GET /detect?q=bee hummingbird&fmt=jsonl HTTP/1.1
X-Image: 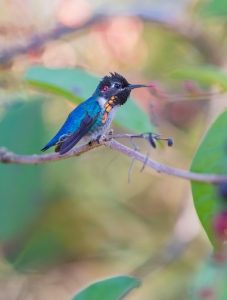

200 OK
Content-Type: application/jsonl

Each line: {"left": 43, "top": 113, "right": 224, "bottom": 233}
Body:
{"left": 41, "top": 72, "right": 147, "bottom": 155}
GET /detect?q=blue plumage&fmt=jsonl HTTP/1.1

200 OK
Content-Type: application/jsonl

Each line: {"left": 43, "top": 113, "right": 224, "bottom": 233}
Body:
{"left": 41, "top": 97, "right": 101, "bottom": 152}
{"left": 41, "top": 72, "right": 147, "bottom": 155}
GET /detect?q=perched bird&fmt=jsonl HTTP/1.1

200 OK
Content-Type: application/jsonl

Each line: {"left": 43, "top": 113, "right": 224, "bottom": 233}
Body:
{"left": 41, "top": 72, "right": 147, "bottom": 155}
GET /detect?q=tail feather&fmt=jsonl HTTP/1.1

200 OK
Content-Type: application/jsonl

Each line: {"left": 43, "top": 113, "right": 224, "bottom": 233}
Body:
{"left": 41, "top": 140, "right": 56, "bottom": 152}
{"left": 41, "top": 145, "right": 50, "bottom": 152}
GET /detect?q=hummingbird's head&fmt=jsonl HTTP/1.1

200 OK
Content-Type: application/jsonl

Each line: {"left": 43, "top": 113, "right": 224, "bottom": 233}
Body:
{"left": 96, "top": 72, "right": 147, "bottom": 105}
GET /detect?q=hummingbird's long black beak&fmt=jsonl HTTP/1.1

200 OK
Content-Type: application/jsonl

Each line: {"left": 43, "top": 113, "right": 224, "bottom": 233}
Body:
{"left": 128, "top": 84, "right": 147, "bottom": 90}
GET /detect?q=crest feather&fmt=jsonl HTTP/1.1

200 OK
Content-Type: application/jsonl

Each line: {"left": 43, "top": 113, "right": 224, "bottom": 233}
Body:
{"left": 100, "top": 72, "right": 129, "bottom": 88}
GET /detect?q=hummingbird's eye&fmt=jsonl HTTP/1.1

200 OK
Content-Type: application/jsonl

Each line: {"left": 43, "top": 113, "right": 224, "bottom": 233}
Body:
{"left": 102, "top": 85, "right": 109, "bottom": 92}
{"left": 114, "top": 82, "right": 121, "bottom": 89}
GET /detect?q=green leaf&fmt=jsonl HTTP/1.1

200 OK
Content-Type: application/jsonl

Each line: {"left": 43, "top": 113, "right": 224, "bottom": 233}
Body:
{"left": 25, "top": 66, "right": 154, "bottom": 133}
{"left": 72, "top": 276, "right": 140, "bottom": 300}
{"left": 191, "top": 111, "right": 227, "bottom": 246}
{"left": 0, "top": 99, "right": 66, "bottom": 270}
{"left": 0, "top": 100, "right": 46, "bottom": 240}
{"left": 8, "top": 229, "right": 65, "bottom": 270}
{"left": 172, "top": 66, "right": 227, "bottom": 90}
{"left": 199, "top": 0, "right": 227, "bottom": 17}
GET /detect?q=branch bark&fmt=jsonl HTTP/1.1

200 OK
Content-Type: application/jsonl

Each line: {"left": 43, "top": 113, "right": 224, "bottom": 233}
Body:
{"left": 0, "top": 139, "right": 227, "bottom": 184}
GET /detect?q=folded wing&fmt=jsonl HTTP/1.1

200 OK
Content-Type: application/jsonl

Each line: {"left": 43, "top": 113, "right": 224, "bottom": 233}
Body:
{"left": 57, "top": 111, "right": 99, "bottom": 155}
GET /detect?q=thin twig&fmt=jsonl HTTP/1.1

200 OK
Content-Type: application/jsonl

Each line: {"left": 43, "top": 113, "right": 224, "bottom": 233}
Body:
{"left": 110, "top": 133, "right": 173, "bottom": 148}
{"left": 0, "top": 137, "right": 227, "bottom": 184}
{"left": 140, "top": 151, "right": 150, "bottom": 173}
{"left": 0, "top": 141, "right": 100, "bottom": 164}
{"left": 127, "top": 136, "right": 140, "bottom": 183}
{"left": 128, "top": 157, "right": 136, "bottom": 184}
{"left": 107, "top": 139, "right": 227, "bottom": 183}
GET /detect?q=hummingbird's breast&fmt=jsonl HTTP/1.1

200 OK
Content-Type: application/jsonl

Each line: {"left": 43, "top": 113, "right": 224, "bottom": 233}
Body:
{"left": 98, "top": 95, "right": 119, "bottom": 124}
{"left": 88, "top": 96, "right": 119, "bottom": 139}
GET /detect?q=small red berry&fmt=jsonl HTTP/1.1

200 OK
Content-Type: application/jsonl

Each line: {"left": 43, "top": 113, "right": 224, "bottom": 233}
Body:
{"left": 213, "top": 211, "right": 227, "bottom": 241}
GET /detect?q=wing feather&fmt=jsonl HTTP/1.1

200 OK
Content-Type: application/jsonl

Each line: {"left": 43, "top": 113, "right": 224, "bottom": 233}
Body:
{"left": 57, "top": 112, "right": 99, "bottom": 155}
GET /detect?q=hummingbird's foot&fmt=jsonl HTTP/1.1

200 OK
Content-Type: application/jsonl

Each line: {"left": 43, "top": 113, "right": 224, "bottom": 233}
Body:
{"left": 88, "top": 140, "right": 94, "bottom": 146}
{"left": 108, "top": 129, "right": 114, "bottom": 136}
{"left": 96, "top": 134, "right": 107, "bottom": 144}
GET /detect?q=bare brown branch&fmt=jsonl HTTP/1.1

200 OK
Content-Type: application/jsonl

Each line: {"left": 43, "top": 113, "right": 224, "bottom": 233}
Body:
{"left": 0, "top": 138, "right": 227, "bottom": 184}
{"left": 0, "top": 9, "right": 223, "bottom": 66}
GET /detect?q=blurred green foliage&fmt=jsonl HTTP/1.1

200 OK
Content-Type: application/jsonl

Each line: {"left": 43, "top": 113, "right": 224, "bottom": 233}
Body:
{"left": 191, "top": 111, "right": 227, "bottom": 246}
{"left": 0, "top": 100, "right": 46, "bottom": 241}
{"left": 200, "top": 0, "right": 227, "bottom": 17}
{"left": 0, "top": 99, "right": 67, "bottom": 269}
{"left": 72, "top": 276, "right": 140, "bottom": 300}
{"left": 172, "top": 66, "right": 227, "bottom": 90}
